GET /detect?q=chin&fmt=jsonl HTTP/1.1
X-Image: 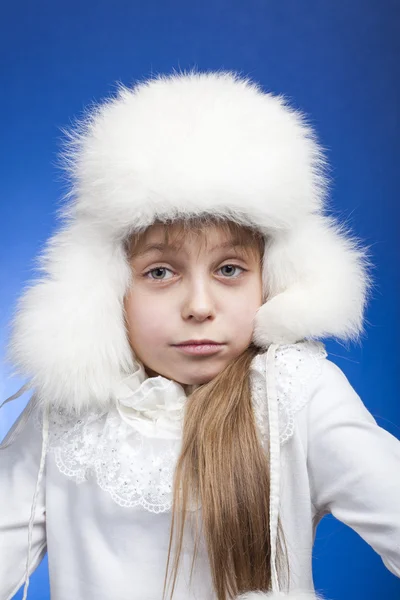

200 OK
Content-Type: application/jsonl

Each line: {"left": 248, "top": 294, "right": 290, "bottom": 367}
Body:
{"left": 181, "top": 366, "right": 224, "bottom": 387}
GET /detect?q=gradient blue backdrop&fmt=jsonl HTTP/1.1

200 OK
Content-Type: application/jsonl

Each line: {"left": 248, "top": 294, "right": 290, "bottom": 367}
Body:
{"left": 1, "top": 1, "right": 399, "bottom": 599}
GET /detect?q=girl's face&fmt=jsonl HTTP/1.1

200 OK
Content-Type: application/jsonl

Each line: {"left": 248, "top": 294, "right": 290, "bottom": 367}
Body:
{"left": 124, "top": 223, "right": 263, "bottom": 390}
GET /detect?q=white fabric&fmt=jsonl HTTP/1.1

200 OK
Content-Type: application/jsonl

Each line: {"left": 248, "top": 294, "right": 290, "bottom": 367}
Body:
{"left": 1, "top": 341, "right": 399, "bottom": 599}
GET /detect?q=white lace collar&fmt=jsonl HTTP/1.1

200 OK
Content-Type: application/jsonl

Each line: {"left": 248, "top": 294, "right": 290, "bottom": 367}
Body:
{"left": 33, "top": 341, "right": 327, "bottom": 512}
{"left": 112, "top": 362, "right": 187, "bottom": 440}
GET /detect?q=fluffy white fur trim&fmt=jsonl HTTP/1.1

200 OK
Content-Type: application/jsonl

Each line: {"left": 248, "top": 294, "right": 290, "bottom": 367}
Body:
{"left": 253, "top": 213, "right": 372, "bottom": 346}
{"left": 7, "top": 221, "right": 135, "bottom": 412}
{"left": 5, "top": 70, "right": 372, "bottom": 412}
{"left": 60, "top": 70, "right": 327, "bottom": 236}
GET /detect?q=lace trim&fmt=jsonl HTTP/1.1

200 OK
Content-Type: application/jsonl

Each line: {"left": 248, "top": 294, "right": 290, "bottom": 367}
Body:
{"left": 277, "top": 340, "right": 326, "bottom": 444}
{"left": 34, "top": 341, "right": 327, "bottom": 511}
{"left": 34, "top": 406, "right": 181, "bottom": 513}
{"left": 250, "top": 340, "right": 327, "bottom": 445}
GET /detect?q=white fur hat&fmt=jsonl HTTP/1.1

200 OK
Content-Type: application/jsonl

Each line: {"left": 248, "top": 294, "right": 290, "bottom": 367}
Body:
{"left": 6, "top": 70, "right": 371, "bottom": 412}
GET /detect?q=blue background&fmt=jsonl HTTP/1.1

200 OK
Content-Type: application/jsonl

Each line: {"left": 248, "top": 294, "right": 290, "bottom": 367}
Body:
{"left": 1, "top": 1, "right": 399, "bottom": 599}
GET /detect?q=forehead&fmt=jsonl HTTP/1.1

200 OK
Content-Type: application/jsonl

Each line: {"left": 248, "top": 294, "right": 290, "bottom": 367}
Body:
{"left": 133, "top": 222, "right": 256, "bottom": 258}
{"left": 144, "top": 222, "right": 235, "bottom": 245}
{"left": 126, "top": 219, "right": 266, "bottom": 265}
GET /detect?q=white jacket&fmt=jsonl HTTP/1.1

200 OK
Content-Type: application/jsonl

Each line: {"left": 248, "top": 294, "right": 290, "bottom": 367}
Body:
{"left": 1, "top": 341, "right": 399, "bottom": 600}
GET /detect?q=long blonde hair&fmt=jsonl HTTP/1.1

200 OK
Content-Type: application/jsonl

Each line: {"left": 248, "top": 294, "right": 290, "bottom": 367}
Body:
{"left": 124, "top": 217, "right": 289, "bottom": 600}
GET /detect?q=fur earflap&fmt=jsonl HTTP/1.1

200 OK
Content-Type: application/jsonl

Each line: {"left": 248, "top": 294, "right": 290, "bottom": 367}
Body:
{"left": 253, "top": 213, "right": 372, "bottom": 346}
{"left": 5, "top": 70, "right": 372, "bottom": 412}
{"left": 6, "top": 220, "right": 135, "bottom": 413}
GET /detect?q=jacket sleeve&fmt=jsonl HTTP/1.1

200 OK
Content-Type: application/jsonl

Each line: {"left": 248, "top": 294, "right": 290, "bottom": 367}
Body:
{"left": 0, "top": 397, "right": 47, "bottom": 600}
{"left": 306, "top": 358, "right": 400, "bottom": 578}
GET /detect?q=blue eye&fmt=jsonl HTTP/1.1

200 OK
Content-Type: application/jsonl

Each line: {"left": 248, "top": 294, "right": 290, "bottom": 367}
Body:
{"left": 145, "top": 267, "right": 174, "bottom": 280}
{"left": 144, "top": 264, "right": 245, "bottom": 281}
{"left": 218, "top": 265, "right": 244, "bottom": 277}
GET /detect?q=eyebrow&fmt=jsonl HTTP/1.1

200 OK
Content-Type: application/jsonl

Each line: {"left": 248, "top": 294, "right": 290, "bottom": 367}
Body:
{"left": 133, "top": 239, "right": 250, "bottom": 258}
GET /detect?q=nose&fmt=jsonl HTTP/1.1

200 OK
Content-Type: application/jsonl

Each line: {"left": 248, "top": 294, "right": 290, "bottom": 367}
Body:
{"left": 181, "top": 278, "right": 216, "bottom": 322}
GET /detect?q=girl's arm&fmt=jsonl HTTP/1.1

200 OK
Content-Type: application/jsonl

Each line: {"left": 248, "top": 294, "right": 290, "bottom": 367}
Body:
{"left": 0, "top": 397, "right": 47, "bottom": 599}
{"left": 306, "top": 358, "right": 400, "bottom": 578}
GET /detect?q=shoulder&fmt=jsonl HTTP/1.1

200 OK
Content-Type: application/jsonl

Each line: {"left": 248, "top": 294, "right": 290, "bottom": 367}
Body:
{"left": 252, "top": 339, "right": 327, "bottom": 370}
{"left": 268, "top": 343, "right": 373, "bottom": 443}
{"left": 251, "top": 341, "right": 332, "bottom": 445}
{"left": 252, "top": 340, "right": 328, "bottom": 408}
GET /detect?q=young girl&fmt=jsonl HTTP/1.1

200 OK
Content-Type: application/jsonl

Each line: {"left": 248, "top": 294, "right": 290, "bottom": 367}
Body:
{"left": 1, "top": 70, "right": 399, "bottom": 600}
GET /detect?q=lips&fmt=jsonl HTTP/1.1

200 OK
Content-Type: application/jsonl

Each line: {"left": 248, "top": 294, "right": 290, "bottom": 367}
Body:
{"left": 174, "top": 340, "right": 220, "bottom": 346}
{"left": 172, "top": 342, "right": 225, "bottom": 356}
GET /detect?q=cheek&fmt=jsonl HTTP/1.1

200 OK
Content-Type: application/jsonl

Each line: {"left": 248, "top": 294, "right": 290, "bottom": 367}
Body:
{"left": 228, "top": 280, "right": 263, "bottom": 313}
{"left": 232, "top": 284, "right": 263, "bottom": 328}
{"left": 125, "top": 290, "right": 170, "bottom": 342}
{"left": 236, "top": 301, "right": 261, "bottom": 328}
